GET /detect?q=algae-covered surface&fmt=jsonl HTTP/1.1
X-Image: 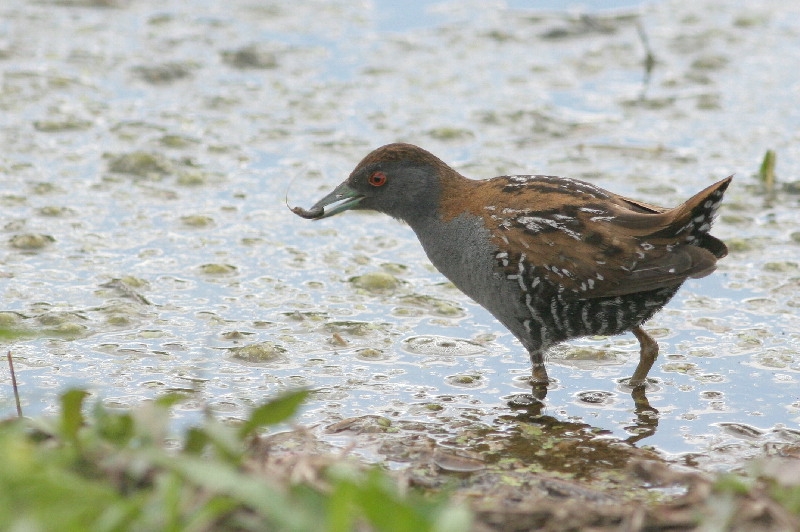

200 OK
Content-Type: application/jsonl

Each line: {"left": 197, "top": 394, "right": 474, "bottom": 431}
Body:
{"left": 1, "top": 0, "right": 799, "bottom": 519}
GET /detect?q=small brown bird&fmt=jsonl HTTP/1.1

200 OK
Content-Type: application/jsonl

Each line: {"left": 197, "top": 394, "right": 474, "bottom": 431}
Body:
{"left": 294, "top": 143, "right": 731, "bottom": 388}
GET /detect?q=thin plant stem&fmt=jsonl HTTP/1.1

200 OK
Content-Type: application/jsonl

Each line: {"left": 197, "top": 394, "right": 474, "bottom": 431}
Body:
{"left": 7, "top": 350, "right": 22, "bottom": 418}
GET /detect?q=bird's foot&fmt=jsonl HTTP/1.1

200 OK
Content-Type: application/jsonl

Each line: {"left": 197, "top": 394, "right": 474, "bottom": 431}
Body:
{"left": 530, "top": 363, "right": 549, "bottom": 385}
{"left": 626, "top": 377, "right": 650, "bottom": 389}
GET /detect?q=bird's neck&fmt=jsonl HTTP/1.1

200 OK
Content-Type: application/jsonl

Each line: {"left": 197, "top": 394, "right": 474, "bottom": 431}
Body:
{"left": 437, "top": 171, "right": 484, "bottom": 222}
{"left": 403, "top": 169, "right": 484, "bottom": 266}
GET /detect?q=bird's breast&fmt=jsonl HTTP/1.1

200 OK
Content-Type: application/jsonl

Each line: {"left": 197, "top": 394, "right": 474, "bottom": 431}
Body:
{"left": 410, "top": 213, "right": 531, "bottom": 330}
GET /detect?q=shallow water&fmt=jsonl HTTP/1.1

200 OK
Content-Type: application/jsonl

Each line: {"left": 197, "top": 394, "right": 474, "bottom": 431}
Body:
{"left": 1, "top": 0, "right": 799, "bottom": 473}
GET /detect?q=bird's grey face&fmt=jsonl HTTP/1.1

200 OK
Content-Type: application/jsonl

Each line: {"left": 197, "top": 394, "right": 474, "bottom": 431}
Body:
{"left": 296, "top": 156, "right": 441, "bottom": 222}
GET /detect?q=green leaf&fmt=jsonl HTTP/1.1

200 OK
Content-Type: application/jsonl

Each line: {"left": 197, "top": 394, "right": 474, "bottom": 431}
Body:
{"left": 758, "top": 149, "right": 776, "bottom": 189}
{"left": 154, "top": 392, "right": 191, "bottom": 409}
{"left": 713, "top": 473, "right": 751, "bottom": 495}
{"left": 183, "top": 426, "right": 210, "bottom": 454}
{"left": 185, "top": 496, "right": 240, "bottom": 531}
{"left": 325, "top": 475, "right": 359, "bottom": 532}
{"left": 238, "top": 389, "right": 310, "bottom": 438}
{"left": 355, "top": 468, "right": 431, "bottom": 532}
{"left": 93, "top": 403, "right": 135, "bottom": 445}
{"left": 149, "top": 451, "right": 314, "bottom": 532}
{"left": 432, "top": 505, "right": 473, "bottom": 532}
{"left": 198, "top": 418, "right": 243, "bottom": 464}
{"left": 60, "top": 389, "right": 89, "bottom": 443}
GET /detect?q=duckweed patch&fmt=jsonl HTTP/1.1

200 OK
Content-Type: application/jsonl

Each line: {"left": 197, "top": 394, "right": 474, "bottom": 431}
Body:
{"left": 396, "top": 294, "right": 465, "bottom": 317}
{"left": 9, "top": 233, "right": 54, "bottom": 250}
{"left": 199, "top": 263, "right": 238, "bottom": 276}
{"left": 230, "top": 341, "right": 287, "bottom": 363}
{"left": 350, "top": 271, "right": 400, "bottom": 293}
{"left": 107, "top": 151, "right": 173, "bottom": 178}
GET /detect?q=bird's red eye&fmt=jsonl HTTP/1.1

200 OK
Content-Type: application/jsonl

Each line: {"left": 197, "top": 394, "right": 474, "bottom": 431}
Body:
{"left": 368, "top": 171, "right": 387, "bottom": 187}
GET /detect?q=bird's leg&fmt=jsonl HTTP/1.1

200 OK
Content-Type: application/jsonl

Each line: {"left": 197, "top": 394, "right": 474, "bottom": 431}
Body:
{"left": 629, "top": 325, "right": 659, "bottom": 387}
{"left": 528, "top": 349, "right": 550, "bottom": 400}
{"left": 529, "top": 349, "right": 550, "bottom": 384}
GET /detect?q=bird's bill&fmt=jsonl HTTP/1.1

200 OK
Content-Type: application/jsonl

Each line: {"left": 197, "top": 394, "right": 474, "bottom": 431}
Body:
{"left": 292, "top": 182, "right": 364, "bottom": 220}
